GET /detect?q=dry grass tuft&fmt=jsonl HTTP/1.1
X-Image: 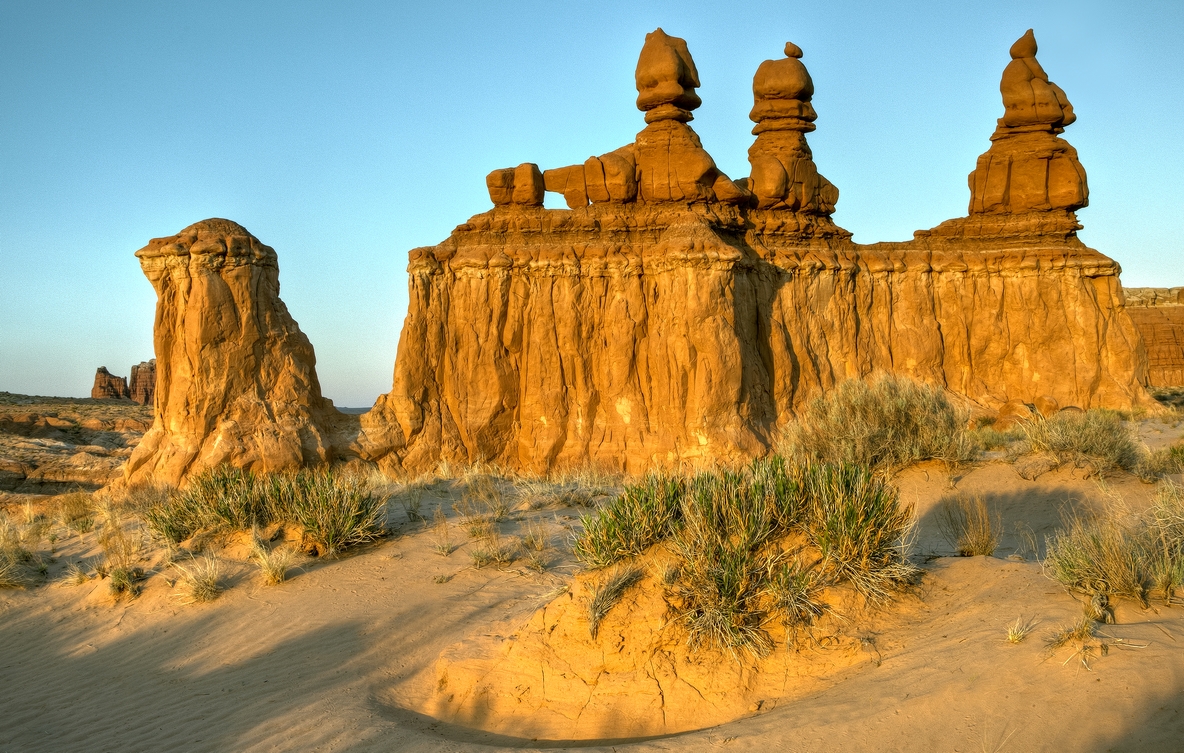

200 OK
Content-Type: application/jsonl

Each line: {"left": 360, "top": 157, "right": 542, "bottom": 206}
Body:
{"left": 768, "top": 558, "right": 828, "bottom": 636}
{"left": 469, "top": 531, "right": 516, "bottom": 569}
{"left": 173, "top": 555, "right": 223, "bottom": 603}
{"left": 1043, "top": 513, "right": 1147, "bottom": 604}
{"left": 587, "top": 565, "right": 644, "bottom": 639}
{"left": 251, "top": 537, "right": 295, "bottom": 585}
{"left": 1006, "top": 616, "right": 1035, "bottom": 644}
{"left": 778, "top": 374, "right": 978, "bottom": 476}
{"left": 1022, "top": 409, "right": 1141, "bottom": 477}
{"left": 937, "top": 495, "right": 1000, "bottom": 556}
{"left": 431, "top": 505, "right": 455, "bottom": 556}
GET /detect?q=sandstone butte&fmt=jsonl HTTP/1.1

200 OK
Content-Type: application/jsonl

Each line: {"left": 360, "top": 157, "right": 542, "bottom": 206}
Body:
{"left": 89, "top": 361, "right": 156, "bottom": 405}
{"left": 125, "top": 29, "right": 1159, "bottom": 484}
{"left": 90, "top": 367, "right": 130, "bottom": 401}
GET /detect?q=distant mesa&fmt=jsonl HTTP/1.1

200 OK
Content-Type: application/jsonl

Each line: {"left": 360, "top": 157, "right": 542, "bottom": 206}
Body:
{"left": 127, "top": 29, "right": 1159, "bottom": 485}
{"left": 1124, "top": 288, "right": 1184, "bottom": 387}
{"left": 91, "top": 367, "right": 129, "bottom": 401}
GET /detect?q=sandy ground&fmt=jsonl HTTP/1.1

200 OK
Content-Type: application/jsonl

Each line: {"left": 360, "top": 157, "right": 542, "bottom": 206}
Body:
{"left": 2, "top": 431, "right": 1184, "bottom": 751}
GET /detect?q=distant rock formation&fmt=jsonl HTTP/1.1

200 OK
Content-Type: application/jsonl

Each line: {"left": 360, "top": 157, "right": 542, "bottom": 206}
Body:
{"left": 90, "top": 367, "right": 129, "bottom": 400}
{"left": 1124, "top": 288, "right": 1184, "bottom": 387}
{"left": 129, "top": 359, "right": 156, "bottom": 405}
{"left": 124, "top": 219, "right": 337, "bottom": 486}
{"left": 356, "top": 30, "right": 1152, "bottom": 475}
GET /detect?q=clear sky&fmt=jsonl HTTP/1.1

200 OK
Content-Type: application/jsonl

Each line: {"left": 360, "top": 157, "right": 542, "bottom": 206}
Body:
{"left": 2, "top": 0, "right": 1182, "bottom": 408}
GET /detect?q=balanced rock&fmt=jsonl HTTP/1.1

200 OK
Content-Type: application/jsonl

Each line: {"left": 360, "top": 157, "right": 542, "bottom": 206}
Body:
{"left": 967, "top": 30, "right": 1088, "bottom": 215}
{"left": 747, "top": 42, "right": 838, "bottom": 213}
{"left": 129, "top": 359, "right": 156, "bottom": 405}
{"left": 1124, "top": 287, "right": 1184, "bottom": 386}
{"left": 123, "top": 219, "right": 336, "bottom": 486}
{"left": 90, "top": 367, "right": 130, "bottom": 400}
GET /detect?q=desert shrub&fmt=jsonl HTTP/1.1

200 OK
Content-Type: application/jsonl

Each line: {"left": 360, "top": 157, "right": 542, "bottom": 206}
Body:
{"left": 1147, "top": 482, "right": 1184, "bottom": 601}
{"left": 937, "top": 495, "right": 1000, "bottom": 556}
{"left": 469, "top": 531, "right": 517, "bottom": 569}
{"left": 780, "top": 374, "right": 976, "bottom": 476}
{"left": 573, "top": 471, "right": 684, "bottom": 568}
{"left": 251, "top": 538, "right": 295, "bottom": 585}
{"left": 971, "top": 424, "right": 1026, "bottom": 451}
{"left": 802, "top": 463, "right": 917, "bottom": 601}
{"left": 1136, "top": 441, "right": 1184, "bottom": 482}
{"left": 1044, "top": 515, "right": 1147, "bottom": 603}
{"left": 768, "top": 558, "right": 828, "bottom": 633}
{"left": 587, "top": 565, "right": 644, "bottom": 638}
{"left": 666, "top": 473, "right": 775, "bottom": 659}
{"left": 144, "top": 466, "right": 386, "bottom": 557}
{"left": 1022, "top": 409, "right": 1141, "bottom": 476}
{"left": 173, "top": 555, "right": 223, "bottom": 603}
{"left": 98, "top": 504, "right": 144, "bottom": 598}
{"left": 55, "top": 492, "right": 95, "bottom": 534}
{"left": 276, "top": 470, "right": 386, "bottom": 557}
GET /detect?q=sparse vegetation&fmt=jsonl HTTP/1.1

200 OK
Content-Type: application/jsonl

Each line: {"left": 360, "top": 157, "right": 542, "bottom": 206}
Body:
{"left": 1006, "top": 616, "right": 1034, "bottom": 644}
{"left": 469, "top": 531, "right": 516, "bottom": 569}
{"left": 173, "top": 555, "right": 223, "bottom": 603}
{"left": 937, "top": 495, "right": 1000, "bottom": 556}
{"left": 587, "top": 565, "right": 644, "bottom": 639}
{"left": 1044, "top": 513, "right": 1147, "bottom": 603}
{"left": 572, "top": 471, "right": 683, "bottom": 568}
{"left": 778, "top": 374, "right": 977, "bottom": 476}
{"left": 768, "top": 558, "right": 828, "bottom": 635}
{"left": 1136, "top": 440, "right": 1184, "bottom": 482}
{"left": 431, "top": 505, "right": 455, "bottom": 556}
{"left": 55, "top": 492, "right": 95, "bottom": 534}
{"left": 1022, "top": 409, "right": 1141, "bottom": 477}
{"left": 144, "top": 466, "right": 386, "bottom": 557}
{"left": 251, "top": 538, "right": 295, "bottom": 585}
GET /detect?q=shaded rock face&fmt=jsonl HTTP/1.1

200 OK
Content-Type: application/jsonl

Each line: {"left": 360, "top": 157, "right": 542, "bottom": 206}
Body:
{"left": 124, "top": 219, "right": 336, "bottom": 486}
{"left": 90, "top": 367, "right": 129, "bottom": 400}
{"left": 1125, "top": 288, "right": 1184, "bottom": 387}
{"left": 359, "top": 30, "right": 1152, "bottom": 475}
{"left": 129, "top": 359, "right": 156, "bottom": 405}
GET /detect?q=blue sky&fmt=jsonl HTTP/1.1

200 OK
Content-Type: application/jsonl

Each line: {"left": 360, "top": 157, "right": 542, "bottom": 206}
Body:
{"left": 2, "top": 1, "right": 1182, "bottom": 407}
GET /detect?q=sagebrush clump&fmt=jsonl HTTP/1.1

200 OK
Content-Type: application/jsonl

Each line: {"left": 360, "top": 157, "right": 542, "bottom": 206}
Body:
{"left": 1023, "top": 409, "right": 1141, "bottom": 477}
{"left": 778, "top": 374, "right": 977, "bottom": 476}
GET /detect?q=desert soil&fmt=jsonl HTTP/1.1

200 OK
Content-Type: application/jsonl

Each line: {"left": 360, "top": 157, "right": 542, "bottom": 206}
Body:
{"left": 1, "top": 403, "right": 1182, "bottom": 752}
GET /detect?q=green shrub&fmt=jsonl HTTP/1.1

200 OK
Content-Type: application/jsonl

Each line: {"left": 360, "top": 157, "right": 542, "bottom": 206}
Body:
{"left": 803, "top": 463, "right": 917, "bottom": 601}
{"left": 144, "top": 466, "right": 268, "bottom": 543}
{"left": 275, "top": 470, "right": 386, "bottom": 557}
{"left": 780, "top": 374, "right": 976, "bottom": 475}
{"left": 768, "top": 558, "right": 827, "bottom": 633}
{"left": 572, "top": 471, "right": 684, "bottom": 568}
{"left": 1022, "top": 409, "right": 1141, "bottom": 476}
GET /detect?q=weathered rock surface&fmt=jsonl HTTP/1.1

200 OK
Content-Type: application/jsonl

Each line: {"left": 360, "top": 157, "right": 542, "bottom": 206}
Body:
{"left": 967, "top": 30, "right": 1087, "bottom": 215}
{"left": 0, "top": 391, "right": 150, "bottom": 497}
{"left": 124, "top": 219, "right": 338, "bottom": 486}
{"left": 90, "top": 367, "right": 129, "bottom": 400}
{"left": 1125, "top": 287, "right": 1184, "bottom": 387}
{"left": 129, "top": 359, "right": 156, "bottom": 405}
{"left": 360, "top": 30, "right": 1152, "bottom": 475}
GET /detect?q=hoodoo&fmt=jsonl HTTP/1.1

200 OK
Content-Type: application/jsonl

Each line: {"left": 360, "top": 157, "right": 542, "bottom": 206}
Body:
{"left": 124, "top": 219, "right": 337, "bottom": 486}
{"left": 356, "top": 29, "right": 1152, "bottom": 476}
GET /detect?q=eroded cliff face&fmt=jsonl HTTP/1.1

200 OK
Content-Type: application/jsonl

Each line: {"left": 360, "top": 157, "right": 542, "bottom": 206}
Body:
{"left": 124, "top": 219, "right": 336, "bottom": 486}
{"left": 359, "top": 29, "right": 1152, "bottom": 475}
{"left": 1124, "top": 288, "right": 1184, "bottom": 387}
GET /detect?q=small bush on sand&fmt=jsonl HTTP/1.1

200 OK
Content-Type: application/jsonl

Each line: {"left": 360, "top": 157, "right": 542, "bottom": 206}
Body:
{"left": 431, "top": 505, "right": 454, "bottom": 556}
{"left": 573, "top": 472, "right": 684, "bottom": 568}
{"left": 251, "top": 540, "right": 295, "bottom": 585}
{"left": 98, "top": 502, "right": 144, "bottom": 598}
{"left": 803, "top": 464, "right": 917, "bottom": 602}
{"left": 937, "top": 495, "right": 1000, "bottom": 556}
{"left": 469, "top": 530, "right": 516, "bottom": 569}
{"left": 55, "top": 493, "right": 95, "bottom": 534}
{"left": 277, "top": 471, "right": 386, "bottom": 557}
{"left": 779, "top": 374, "right": 976, "bottom": 476}
{"left": 1023, "top": 409, "right": 1141, "bottom": 476}
{"left": 1044, "top": 514, "right": 1147, "bottom": 603}
{"left": 144, "top": 466, "right": 266, "bottom": 543}
{"left": 1006, "top": 616, "right": 1035, "bottom": 644}
{"left": 173, "top": 555, "right": 223, "bottom": 603}
{"left": 587, "top": 565, "right": 644, "bottom": 639}
{"left": 1136, "top": 441, "right": 1184, "bottom": 482}
{"left": 666, "top": 472, "right": 776, "bottom": 660}
{"left": 1148, "top": 482, "right": 1184, "bottom": 602}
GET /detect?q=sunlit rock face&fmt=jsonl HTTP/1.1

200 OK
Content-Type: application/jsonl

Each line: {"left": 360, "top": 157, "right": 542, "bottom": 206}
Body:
{"left": 124, "top": 219, "right": 336, "bottom": 486}
{"left": 1124, "top": 288, "right": 1184, "bottom": 388}
{"left": 358, "top": 30, "right": 1152, "bottom": 475}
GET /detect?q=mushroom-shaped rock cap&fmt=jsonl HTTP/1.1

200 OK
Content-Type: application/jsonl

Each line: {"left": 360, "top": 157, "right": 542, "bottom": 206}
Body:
{"left": 999, "top": 29, "right": 1076, "bottom": 129}
{"left": 635, "top": 28, "right": 702, "bottom": 115}
{"left": 750, "top": 41, "right": 818, "bottom": 127}
{"left": 136, "top": 218, "right": 276, "bottom": 263}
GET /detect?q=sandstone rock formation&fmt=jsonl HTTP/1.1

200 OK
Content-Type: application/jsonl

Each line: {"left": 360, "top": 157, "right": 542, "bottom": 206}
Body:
{"left": 129, "top": 359, "right": 156, "bottom": 405}
{"left": 124, "top": 219, "right": 337, "bottom": 486}
{"left": 967, "top": 30, "right": 1087, "bottom": 216}
{"left": 360, "top": 30, "right": 1153, "bottom": 475}
{"left": 90, "top": 367, "right": 129, "bottom": 400}
{"left": 1124, "top": 287, "right": 1184, "bottom": 386}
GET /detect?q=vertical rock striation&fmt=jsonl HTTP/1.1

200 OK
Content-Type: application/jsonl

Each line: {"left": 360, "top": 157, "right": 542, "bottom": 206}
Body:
{"left": 129, "top": 359, "right": 156, "bottom": 405}
{"left": 360, "top": 30, "right": 1153, "bottom": 475}
{"left": 1124, "top": 288, "right": 1184, "bottom": 387}
{"left": 124, "top": 219, "right": 336, "bottom": 486}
